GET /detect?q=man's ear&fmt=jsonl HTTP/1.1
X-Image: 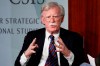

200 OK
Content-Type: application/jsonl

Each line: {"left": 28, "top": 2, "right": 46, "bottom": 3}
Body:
{"left": 61, "top": 16, "right": 64, "bottom": 23}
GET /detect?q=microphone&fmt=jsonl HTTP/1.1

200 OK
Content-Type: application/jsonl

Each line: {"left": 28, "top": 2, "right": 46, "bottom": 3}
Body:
{"left": 80, "top": 62, "right": 91, "bottom": 66}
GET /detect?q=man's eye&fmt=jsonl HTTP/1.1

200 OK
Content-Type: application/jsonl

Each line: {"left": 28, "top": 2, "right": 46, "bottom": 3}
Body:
{"left": 46, "top": 16, "right": 50, "bottom": 18}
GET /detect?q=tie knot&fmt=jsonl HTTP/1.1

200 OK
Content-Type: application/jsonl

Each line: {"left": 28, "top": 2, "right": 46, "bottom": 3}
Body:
{"left": 49, "top": 35, "right": 54, "bottom": 41}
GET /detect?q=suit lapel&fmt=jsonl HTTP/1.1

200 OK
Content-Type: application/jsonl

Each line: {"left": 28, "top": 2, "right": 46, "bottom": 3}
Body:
{"left": 36, "top": 28, "right": 45, "bottom": 59}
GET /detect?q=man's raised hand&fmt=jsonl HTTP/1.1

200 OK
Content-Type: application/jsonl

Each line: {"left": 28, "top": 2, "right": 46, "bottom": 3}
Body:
{"left": 24, "top": 38, "right": 38, "bottom": 58}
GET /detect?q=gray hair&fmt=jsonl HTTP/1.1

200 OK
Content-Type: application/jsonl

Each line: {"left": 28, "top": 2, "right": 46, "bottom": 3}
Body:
{"left": 41, "top": 2, "right": 65, "bottom": 16}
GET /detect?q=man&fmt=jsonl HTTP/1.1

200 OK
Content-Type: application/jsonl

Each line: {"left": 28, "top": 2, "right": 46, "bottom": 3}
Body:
{"left": 15, "top": 2, "right": 88, "bottom": 66}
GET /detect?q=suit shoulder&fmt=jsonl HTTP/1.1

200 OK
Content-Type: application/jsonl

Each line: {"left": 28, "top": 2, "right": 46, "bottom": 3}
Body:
{"left": 60, "top": 28, "right": 82, "bottom": 37}
{"left": 27, "top": 28, "right": 45, "bottom": 35}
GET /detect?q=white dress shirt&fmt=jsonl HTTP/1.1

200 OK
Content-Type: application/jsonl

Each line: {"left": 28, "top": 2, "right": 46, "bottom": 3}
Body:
{"left": 20, "top": 30, "right": 74, "bottom": 66}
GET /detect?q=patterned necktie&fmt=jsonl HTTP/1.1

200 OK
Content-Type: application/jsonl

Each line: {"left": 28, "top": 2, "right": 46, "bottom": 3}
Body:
{"left": 45, "top": 35, "right": 58, "bottom": 66}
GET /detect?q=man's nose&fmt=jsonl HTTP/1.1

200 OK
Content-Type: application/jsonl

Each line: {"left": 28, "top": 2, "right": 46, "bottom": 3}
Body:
{"left": 50, "top": 17, "right": 55, "bottom": 22}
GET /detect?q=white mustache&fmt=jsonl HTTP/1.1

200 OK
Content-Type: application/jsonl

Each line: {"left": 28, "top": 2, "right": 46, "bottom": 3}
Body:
{"left": 49, "top": 23, "right": 57, "bottom": 26}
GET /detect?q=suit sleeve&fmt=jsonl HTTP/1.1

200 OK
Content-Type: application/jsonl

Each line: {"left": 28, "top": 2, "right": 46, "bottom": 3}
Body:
{"left": 71, "top": 33, "right": 89, "bottom": 66}
{"left": 14, "top": 31, "right": 35, "bottom": 66}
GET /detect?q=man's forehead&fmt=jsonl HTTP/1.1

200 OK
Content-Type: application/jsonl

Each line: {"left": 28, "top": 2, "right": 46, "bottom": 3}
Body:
{"left": 42, "top": 12, "right": 60, "bottom": 17}
{"left": 41, "top": 9, "right": 61, "bottom": 16}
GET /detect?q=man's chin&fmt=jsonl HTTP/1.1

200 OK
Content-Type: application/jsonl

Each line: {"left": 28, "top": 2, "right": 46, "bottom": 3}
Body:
{"left": 50, "top": 29, "right": 59, "bottom": 33}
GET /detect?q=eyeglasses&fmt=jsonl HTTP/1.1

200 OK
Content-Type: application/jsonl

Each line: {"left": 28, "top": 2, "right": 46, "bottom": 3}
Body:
{"left": 44, "top": 15, "right": 63, "bottom": 20}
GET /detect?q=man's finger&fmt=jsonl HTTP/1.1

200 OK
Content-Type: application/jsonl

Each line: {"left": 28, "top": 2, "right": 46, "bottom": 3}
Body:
{"left": 54, "top": 44, "right": 62, "bottom": 48}
{"left": 54, "top": 44, "right": 62, "bottom": 52}
{"left": 31, "top": 50, "right": 36, "bottom": 53}
{"left": 57, "top": 37, "right": 63, "bottom": 45}
{"left": 30, "top": 44, "right": 38, "bottom": 49}
{"left": 30, "top": 38, "right": 36, "bottom": 46}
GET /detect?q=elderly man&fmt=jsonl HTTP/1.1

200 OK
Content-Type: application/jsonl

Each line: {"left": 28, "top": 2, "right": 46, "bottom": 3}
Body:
{"left": 15, "top": 2, "right": 88, "bottom": 66}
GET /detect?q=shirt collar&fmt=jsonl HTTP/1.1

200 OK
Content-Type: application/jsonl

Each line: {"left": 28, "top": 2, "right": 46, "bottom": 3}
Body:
{"left": 45, "top": 30, "right": 60, "bottom": 41}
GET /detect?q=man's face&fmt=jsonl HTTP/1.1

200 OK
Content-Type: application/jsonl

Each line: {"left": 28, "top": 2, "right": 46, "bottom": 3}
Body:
{"left": 41, "top": 6, "right": 64, "bottom": 34}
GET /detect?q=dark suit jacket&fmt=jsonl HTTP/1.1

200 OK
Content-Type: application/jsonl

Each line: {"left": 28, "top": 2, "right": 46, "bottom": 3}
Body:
{"left": 15, "top": 28, "right": 89, "bottom": 66}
